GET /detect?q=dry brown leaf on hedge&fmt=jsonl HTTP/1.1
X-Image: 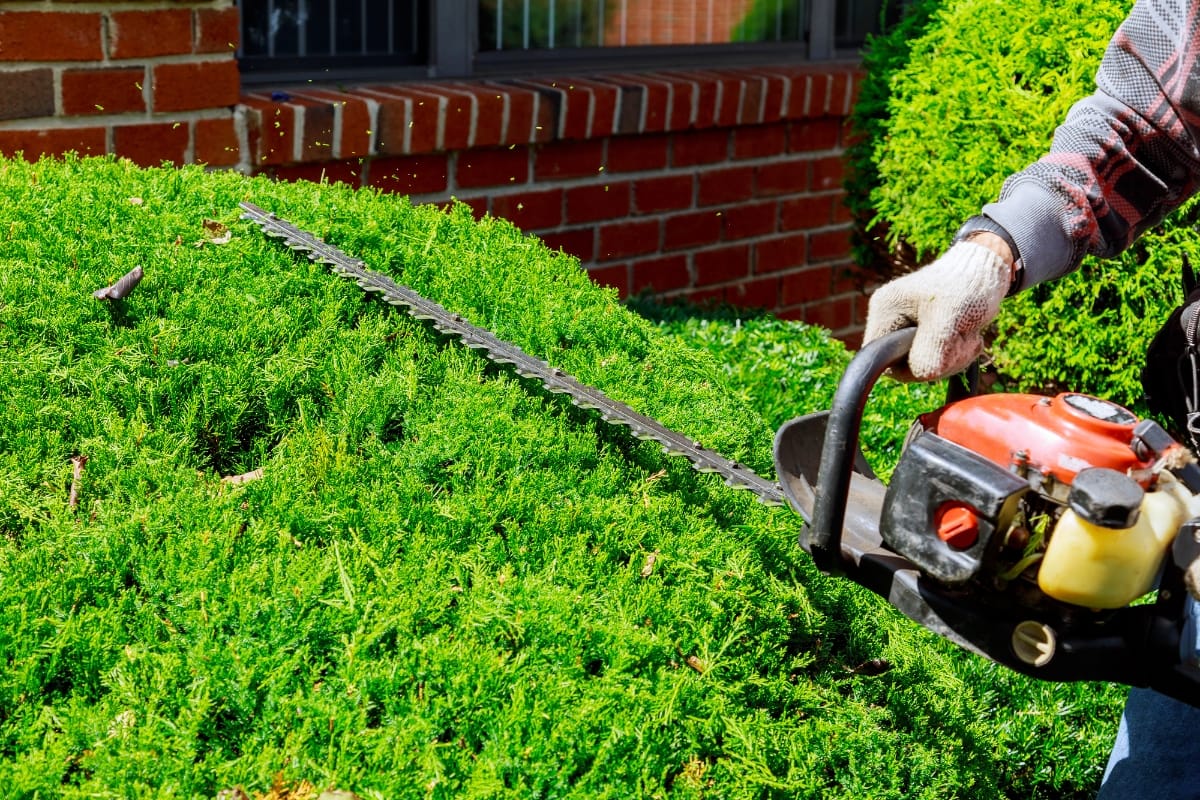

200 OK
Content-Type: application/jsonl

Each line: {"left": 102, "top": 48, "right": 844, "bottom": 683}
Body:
{"left": 196, "top": 218, "right": 232, "bottom": 247}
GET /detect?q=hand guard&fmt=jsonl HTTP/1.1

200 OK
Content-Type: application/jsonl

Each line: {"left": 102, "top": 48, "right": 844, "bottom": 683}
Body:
{"left": 864, "top": 241, "right": 1010, "bottom": 381}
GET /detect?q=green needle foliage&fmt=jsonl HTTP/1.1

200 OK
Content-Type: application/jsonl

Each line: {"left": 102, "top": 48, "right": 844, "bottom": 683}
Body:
{"left": 1, "top": 155, "right": 1120, "bottom": 798}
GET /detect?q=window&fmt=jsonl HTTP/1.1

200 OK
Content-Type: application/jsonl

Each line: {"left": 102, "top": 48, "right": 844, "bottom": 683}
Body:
{"left": 238, "top": 0, "right": 896, "bottom": 81}
{"left": 239, "top": 0, "right": 429, "bottom": 78}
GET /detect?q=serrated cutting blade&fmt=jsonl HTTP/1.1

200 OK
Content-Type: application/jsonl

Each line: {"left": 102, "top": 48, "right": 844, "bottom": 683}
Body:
{"left": 240, "top": 202, "right": 787, "bottom": 508}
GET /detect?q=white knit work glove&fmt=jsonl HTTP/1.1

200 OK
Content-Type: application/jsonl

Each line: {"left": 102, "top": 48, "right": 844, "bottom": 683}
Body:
{"left": 864, "top": 241, "right": 1011, "bottom": 381}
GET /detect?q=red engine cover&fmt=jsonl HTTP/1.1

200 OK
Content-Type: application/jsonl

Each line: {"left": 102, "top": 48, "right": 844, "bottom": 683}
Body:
{"left": 923, "top": 393, "right": 1153, "bottom": 486}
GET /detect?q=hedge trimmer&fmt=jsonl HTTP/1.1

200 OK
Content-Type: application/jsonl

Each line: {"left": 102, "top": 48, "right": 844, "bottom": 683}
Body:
{"left": 242, "top": 202, "right": 1200, "bottom": 707}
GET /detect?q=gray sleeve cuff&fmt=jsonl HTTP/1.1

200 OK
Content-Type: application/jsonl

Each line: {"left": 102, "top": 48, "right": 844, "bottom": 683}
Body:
{"left": 982, "top": 181, "right": 1077, "bottom": 290}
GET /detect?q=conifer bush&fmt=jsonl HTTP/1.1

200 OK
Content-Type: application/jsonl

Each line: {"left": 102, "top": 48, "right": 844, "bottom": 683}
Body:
{"left": 855, "top": 0, "right": 1200, "bottom": 408}
{"left": 0, "top": 155, "right": 1120, "bottom": 797}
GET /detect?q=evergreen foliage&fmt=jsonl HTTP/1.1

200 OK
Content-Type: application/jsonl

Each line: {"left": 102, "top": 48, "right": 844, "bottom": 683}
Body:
{"left": 0, "top": 155, "right": 1120, "bottom": 798}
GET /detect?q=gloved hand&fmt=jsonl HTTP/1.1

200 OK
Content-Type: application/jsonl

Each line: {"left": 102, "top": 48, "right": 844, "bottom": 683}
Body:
{"left": 864, "top": 241, "right": 1012, "bottom": 381}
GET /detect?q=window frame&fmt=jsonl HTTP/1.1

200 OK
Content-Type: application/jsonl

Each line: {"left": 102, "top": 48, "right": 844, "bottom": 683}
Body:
{"left": 237, "top": 0, "right": 854, "bottom": 85}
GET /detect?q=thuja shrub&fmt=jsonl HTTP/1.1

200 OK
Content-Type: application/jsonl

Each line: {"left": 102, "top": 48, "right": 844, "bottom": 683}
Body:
{"left": 843, "top": 0, "right": 942, "bottom": 273}
{"left": 0, "top": 155, "right": 1119, "bottom": 798}
{"left": 859, "top": 0, "right": 1200, "bottom": 407}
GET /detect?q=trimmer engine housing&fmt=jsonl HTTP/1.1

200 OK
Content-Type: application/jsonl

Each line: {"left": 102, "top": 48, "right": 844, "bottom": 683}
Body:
{"left": 882, "top": 392, "right": 1195, "bottom": 608}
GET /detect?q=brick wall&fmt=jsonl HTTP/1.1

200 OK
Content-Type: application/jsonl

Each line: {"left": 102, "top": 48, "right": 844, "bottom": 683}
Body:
{"left": 0, "top": 2, "right": 869, "bottom": 342}
{"left": 0, "top": 2, "right": 241, "bottom": 165}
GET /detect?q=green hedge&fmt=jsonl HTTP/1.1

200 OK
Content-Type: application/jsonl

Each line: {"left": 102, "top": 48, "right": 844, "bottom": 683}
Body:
{"left": 0, "top": 155, "right": 1120, "bottom": 798}
{"left": 855, "top": 0, "right": 1200, "bottom": 408}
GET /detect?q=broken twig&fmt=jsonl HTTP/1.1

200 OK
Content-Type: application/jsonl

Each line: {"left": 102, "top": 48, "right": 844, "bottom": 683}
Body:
{"left": 94, "top": 266, "right": 143, "bottom": 300}
{"left": 68, "top": 454, "right": 87, "bottom": 511}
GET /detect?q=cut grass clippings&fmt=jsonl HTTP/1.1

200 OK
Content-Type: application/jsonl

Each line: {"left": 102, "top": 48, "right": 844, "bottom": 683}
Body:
{"left": 0, "top": 155, "right": 1122, "bottom": 798}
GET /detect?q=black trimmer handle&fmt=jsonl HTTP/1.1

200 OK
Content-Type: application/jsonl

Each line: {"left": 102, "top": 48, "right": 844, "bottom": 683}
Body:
{"left": 805, "top": 328, "right": 916, "bottom": 573}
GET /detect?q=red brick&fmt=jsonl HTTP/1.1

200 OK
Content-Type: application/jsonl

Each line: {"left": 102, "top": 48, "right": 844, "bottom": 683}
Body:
{"left": 811, "top": 156, "right": 845, "bottom": 191}
{"left": 523, "top": 79, "right": 586, "bottom": 140}
{"left": 737, "top": 74, "right": 766, "bottom": 125}
{"left": 695, "top": 245, "right": 751, "bottom": 287}
{"left": 809, "top": 229, "right": 852, "bottom": 262}
{"left": 446, "top": 83, "right": 505, "bottom": 148}
{"left": 491, "top": 188, "right": 564, "bottom": 232}
{"left": 613, "top": 83, "right": 645, "bottom": 136}
{"left": 456, "top": 147, "right": 529, "bottom": 188}
{"left": 755, "top": 233, "right": 808, "bottom": 274}
{"left": 565, "top": 181, "right": 631, "bottom": 224}
{"left": 419, "top": 86, "right": 472, "bottom": 151}
{"left": 153, "top": 59, "right": 239, "bottom": 113}
{"left": 598, "top": 219, "right": 659, "bottom": 261}
{"left": 606, "top": 134, "right": 669, "bottom": 173}
{"left": 722, "top": 201, "right": 777, "bottom": 240}
{"left": 789, "top": 119, "right": 842, "bottom": 152}
{"left": 672, "top": 129, "right": 729, "bottom": 167}
{"left": 194, "top": 116, "right": 240, "bottom": 166}
{"left": 370, "top": 91, "right": 429, "bottom": 154}
{"left": 833, "top": 195, "right": 854, "bottom": 224}
{"left": 62, "top": 67, "right": 144, "bottom": 116}
{"left": 615, "top": 75, "right": 670, "bottom": 133}
{"left": 0, "top": 126, "right": 106, "bottom": 161}
{"left": 110, "top": 9, "right": 191, "bottom": 59}
{"left": 760, "top": 72, "right": 789, "bottom": 123}
{"left": 588, "top": 263, "right": 630, "bottom": 298}
{"left": 243, "top": 98, "right": 295, "bottom": 166}
{"left": 338, "top": 96, "right": 374, "bottom": 158}
{"left": 196, "top": 7, "right": 240, "bottom": 54}
{"left": 540, "top": 228, "right": 595, "bottom": 262}
{"left": 697, "top": 165, "right": 754, "bottom": 207}
{"left": 634, "top": 174, "right": 693, "bottom": 214}
{"left": 734, "top": 123, "right": 788, "bottom": 160}
{"left": 533, "top": 90, "right": 556, "bottom": 143}
{"left": 272, "top": 161, "right": 362, "bottom": 188}
{"left": 294, "top": 97, "right": 336, "bottom": 162}
{"left": 660, "top": 75, "right": 697, "bottom": 131}
{"left": 535, "top": 139, "right": 605, "bottom": 181}
{"left": 369, "top": 154, "right": 449, "bottom": 196}
{"left": 713, "top": 73, "right": 743, "bottom": 127}
{"left": 664, "top": 71, "right": 718, "bottom": 128}
{"left": 828, "top": 72, "right": 852, "bottom": 116}
{"left": 757, "top": 158, "right": 810, "bottom": 197}
{"left": 632, "top": 254, "right": 690, "bottom": 294}
{"left": 727, "top": 276, "right": 780, "bottom": 310}
{"left": 569, "top": 77, "right": 620, "bottom": 138}
{"left": 785, "top": 74, "right": 814, "bottom": 118}
{"left": 780, "top": 195, "right": 835, "bottom": 230}
{"left": 663, "top": 210, "right": 721, "bottom": 251}
{"left": 113, "top": 122, "right": 189, "bottom": 167}
{"left": 503, "top": 86, "right": 538, "bottom": 145}
{"left": 0, "top": 12, "right": 102, "bottom": 62}
{"left": 782, "top": 266, "right": 834, "bottom": 305}
{"left": 0, "top": 68, "right": 53, "bottom": 120}
{"left": 804, "top": 296, "right": 856, "bottom": 331}
{"left": 295, "top": 90, "right": 373, "bottom": 158}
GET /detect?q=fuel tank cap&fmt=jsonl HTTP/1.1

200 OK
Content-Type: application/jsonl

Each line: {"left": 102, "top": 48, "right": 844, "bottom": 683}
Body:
{"left": 1067, "top": 467, "right": 1144, "bottom": 529}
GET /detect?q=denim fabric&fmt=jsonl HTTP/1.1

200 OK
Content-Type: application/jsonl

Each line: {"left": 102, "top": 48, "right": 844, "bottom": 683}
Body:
{"left": 1097, "top": 599, "right": 1200, "bottom": 799}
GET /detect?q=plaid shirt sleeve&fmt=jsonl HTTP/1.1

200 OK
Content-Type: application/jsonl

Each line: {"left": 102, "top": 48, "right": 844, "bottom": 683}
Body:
{"left": 982, "top": 0, "right": 1200, "bottom": 288}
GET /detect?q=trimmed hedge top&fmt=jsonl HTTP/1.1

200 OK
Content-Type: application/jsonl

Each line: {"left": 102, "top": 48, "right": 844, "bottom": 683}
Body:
{"left": 0, "top": 156, "right": 1118, "bottom": 798}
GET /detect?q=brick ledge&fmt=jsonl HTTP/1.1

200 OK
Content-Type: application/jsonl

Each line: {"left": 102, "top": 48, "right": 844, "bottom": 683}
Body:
{"left": 238, "top": 63, "right": 862, "bottom": 171}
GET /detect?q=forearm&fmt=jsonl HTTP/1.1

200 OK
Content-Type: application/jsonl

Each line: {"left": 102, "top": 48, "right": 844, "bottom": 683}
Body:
{"left": 984, "top": 0, "right": 1200, "bottom": 287}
